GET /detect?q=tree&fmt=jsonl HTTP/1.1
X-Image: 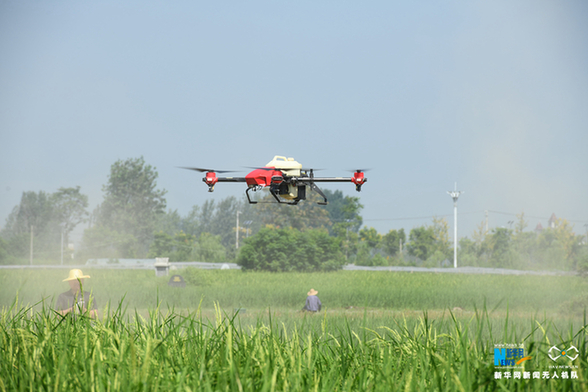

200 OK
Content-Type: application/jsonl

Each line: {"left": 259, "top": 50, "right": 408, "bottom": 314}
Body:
{"left": 0, "top": 236, "right": 10, "bottom": 264}
{"left": 382, "top": 229, "right": 406, "bottom": 257}
{"left": 406, "top": 226, "right": 435, "bottom": 261}
{"left": 323, "top": 190, "right": 363, "bottom": 235}
{"left": 487, "top": 228, "right": 516, "bottom": 268}
{"left": 208, "top": 196, "right": 242, "bottom": 249}
{"left": 458, "top": 237, "right": 479, "bottom": 266}
{"left": 535, "top": 218, "right": 580, "bottom": 269}
{"left": 154, "top": 209, "right": 184, "bottom": 236}
{"left": 254, "top": 191, "right": 331, "bottom": 231}
{"left": 237, "top": 227, "right": 345, "bottom": 271}
{"left": 148, "top": 231, "right": 175, "bottom": 258}
{"left": 194, "top": 232, "right": 226, "bottom": 263}
{"left": 90, "top": 157, "right": 167, "bottom": 257}
{"left": 471, "top": 220, "right": 488, "bottom": 250}
{"left": 3, "top": 191, "right": 54, "bottom": 239}
{"left": 2, "top": 189, "right": 89, "bottom": 260}
{"left": 514, "top": 212, "right": 528, "bottom": 235}
{"left": 359, "top": 227, "right": 381, "bottom": 249}
{"left": 51, "top": 186, "right": 89, "bottom": 245}
{"left": 431, "top": 216, "right": 451, "bottom": 258}
{"left": 81, "top": 225, "right": 139, "bottom": 259}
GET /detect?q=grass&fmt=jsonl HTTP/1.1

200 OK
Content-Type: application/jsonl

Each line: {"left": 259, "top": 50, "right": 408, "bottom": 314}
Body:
{"left": 2, "top": 268, "right": 587, "bottom": 314}
{"left": 1, "top": 268, "right": 588, "bottom": 390}
{"left": 1, "top": 300, "right": 587, "bottom": 391}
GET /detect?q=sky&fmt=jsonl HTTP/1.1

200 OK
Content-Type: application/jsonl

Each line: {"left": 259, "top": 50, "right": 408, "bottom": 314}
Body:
{"left": 1, "top": 0, "right": 587, "bottom": 245}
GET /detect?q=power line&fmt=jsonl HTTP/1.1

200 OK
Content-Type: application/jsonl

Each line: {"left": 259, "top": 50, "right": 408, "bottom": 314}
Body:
{"left": 364, "top": 211, "right": 484, "bottom": 222}
{"left": 486, "top": 210, "right": 588, "bottom": 224}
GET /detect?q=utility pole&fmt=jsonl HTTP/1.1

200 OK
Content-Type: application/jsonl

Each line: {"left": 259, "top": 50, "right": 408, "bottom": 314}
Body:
{"left": 61, "top": 229, "right": 63, "bottom": 265}
{"left": 447, "top": 183, "right": 463, "bottom": 268}
{"left": 236, "top": 211, "right": 241, "bottom": 249}
{"left": 243, "top": 220, "right": 253, "bottom": 238}
{"left": 485, "top": 210, "right": 489, "bottom": 233}
{"left": 29, "top": 225, "right": 34, "bottom": 266}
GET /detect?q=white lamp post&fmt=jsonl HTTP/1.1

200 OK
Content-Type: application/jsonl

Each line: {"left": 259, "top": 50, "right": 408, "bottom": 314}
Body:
{"left": 447, "top": 183, "right": 463, "bottom": 268}
{"left": 236, "top": 211, "right": 242, "bottom": 249}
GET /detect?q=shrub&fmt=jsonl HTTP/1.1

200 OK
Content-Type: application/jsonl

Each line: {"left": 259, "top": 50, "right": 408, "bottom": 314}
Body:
{"left": 237, "top": 227, "right": 345, "bottom": 272}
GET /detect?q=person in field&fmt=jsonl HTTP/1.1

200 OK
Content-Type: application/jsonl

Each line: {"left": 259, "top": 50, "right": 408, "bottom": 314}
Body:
{"left": 56, "top": 269, "right": 97, "bottom": 318}
{"left": 303, "top": 288, "right": 322, "bottom": 312}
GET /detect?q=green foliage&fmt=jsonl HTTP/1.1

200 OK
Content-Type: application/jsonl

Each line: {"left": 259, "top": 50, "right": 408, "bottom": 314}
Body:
{"left": 51, "top": 186, "right": 89, "bottom": 244}
{"left": 487, "top": 228, "right": 515, "bottom": 267}
{"left": 407, "top": 226, "right": 435, "bottom": 261}
{"left": 86, "top": 156, "right": 166, "bottom": 258}
{"left": 354, "top": 228, "right": 389, "bottom": 266}
{"left": 1, "top": 187, "right": 89, "bottom": 260}
{"left": 431, "top": 216, "right": 451, "bottom": 258}
{"left": 5, "top": 301, "right": 588, "bottom": 392}
{"left": 155, "top": 197, "right": 252, "bottom": 259}
{"left": 359, "top": 227, "right": 381, "bottom": 248}
{"left": 355, "top": 244, "right": 388, "bottom": 266}
{"left": 576, "top": 246, "right": 588, "bottom": 275}
{"left": 3, "top": 191, "right": 53, "bottom": 235}
{"left": 148, "top": 231, "right": 226, "bottom": 262}
{"left": 3, "top": 269, "right": 588, "bottom": 391}
{"left": 148, "top": 231, "right": 175, "bottom": 258}
{"left": 195, "top": 232, "right": 227, "bottom": 263}
{"left": 423, "top": 250, "right": 450, "bottom": 268}
{"left": 382, "top": 228, "right": 406, "bottom": 257}
{"left": 153, "top": 209, "right": 184, "bottom": 236}
{"left": 81, "top": 225, "right": 139, "bottom": 259}
{"left": 323, "top": 189, "right": 363, "bottom": 235}
{"left": 0, "top": 236, "right": 9, "bottom": 264}
{"left": 353, "top": 241, "right": 373, "bottom": 266}
{"left": 458, "top": 216, "right": 584, "bottom": 271}
{"left": 254, "top": 191, "right": 332, "bottom": 231}
{"left": 2, "top": 268, "right": 587, "bottom": 315}
{"left": 237, "top": 227, "right": 345, "bottom": 271}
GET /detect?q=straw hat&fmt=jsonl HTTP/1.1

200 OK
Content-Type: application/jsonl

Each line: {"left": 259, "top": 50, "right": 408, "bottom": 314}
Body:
{"left": 63, "top": 269, "right": 90, "bottom": 282}
{"left": 307, "top": 288, "right": 318, "bottom": 296}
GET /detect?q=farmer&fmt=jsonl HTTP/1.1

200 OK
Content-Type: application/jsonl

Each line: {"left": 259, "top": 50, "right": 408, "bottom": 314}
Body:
{"left": 56, "top": 269, "right": 97, "bottom": 318}
{"left": 302, "top": 288, "right": 322, "bottom": 312}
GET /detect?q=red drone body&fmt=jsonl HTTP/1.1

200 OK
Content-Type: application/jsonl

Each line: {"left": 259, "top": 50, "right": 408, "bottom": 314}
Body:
{"left": 181, "top": 156, "right": 367, "bottom": 205}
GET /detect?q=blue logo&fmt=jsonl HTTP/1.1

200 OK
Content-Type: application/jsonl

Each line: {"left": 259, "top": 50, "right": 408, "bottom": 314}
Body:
{"left": 494, "top": 347, "right": 526, "bottom": 367}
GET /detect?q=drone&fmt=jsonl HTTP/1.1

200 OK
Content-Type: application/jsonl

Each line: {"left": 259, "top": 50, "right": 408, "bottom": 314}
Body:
{"left": 180, "top": 155, "right": 367, "bottom": 205}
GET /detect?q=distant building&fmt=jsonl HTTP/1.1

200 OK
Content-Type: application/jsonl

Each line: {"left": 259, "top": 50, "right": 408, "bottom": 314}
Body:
{"left": 548, "top": 213, "right": 558, "bottom": 229}
{"left": 534, "top": 213, "right": 558, "bottom": 234}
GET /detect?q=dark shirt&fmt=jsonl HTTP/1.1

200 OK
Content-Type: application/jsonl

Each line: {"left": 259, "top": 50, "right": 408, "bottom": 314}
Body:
{"left": 303, "top": 295, "right": 322, "bottom": 312}
{"left": 56, "top": 290, "right": 96, "bottom": 315}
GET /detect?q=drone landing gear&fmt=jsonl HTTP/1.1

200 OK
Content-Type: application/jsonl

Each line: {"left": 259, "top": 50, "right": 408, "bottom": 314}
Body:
{"left": 245, "top": 183, "right": 329, "bottom": 205}
{"left": 246, "top": 186, "right": 261, "bottom": 204}
{"left": 308, "top": 182, "right": 328, "bottom": 205}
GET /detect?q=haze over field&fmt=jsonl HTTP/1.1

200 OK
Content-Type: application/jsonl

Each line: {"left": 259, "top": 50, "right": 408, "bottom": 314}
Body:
{"left": 1, "top": 1, "right": 587, "bottom": 240}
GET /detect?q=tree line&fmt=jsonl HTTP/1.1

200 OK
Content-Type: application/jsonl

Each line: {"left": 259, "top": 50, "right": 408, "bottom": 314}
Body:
{"left": 1, "top": 157, "right": 586, "bottom": 271}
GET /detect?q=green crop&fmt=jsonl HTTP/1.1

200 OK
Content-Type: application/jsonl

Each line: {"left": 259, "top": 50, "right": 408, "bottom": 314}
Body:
{"left": 2, "top": 268, "right": 588, "bottom": 390}
{"left": 1, "top": 299, "right": 587, "bottom": 391}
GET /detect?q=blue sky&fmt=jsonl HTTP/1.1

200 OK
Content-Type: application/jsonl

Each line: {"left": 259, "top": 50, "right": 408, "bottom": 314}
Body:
{"left": 1, "top": 0, "right": 587, "bottom": 242}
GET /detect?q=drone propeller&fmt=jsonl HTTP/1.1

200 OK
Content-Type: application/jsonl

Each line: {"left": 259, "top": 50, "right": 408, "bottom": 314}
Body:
{"left": 244, "top": 166, "right": 275, "bottom": 171}
{"left": 300, "top": 168, "right": 324, "bottom": 172}
{"left": 347, "top": 168, "right": 371, "bottom": 173}
{"left": 178, "top": 166, "right": 236, "bottom": 173}
{"left": 245, "top": 166, "right": 324, "bottom": 172}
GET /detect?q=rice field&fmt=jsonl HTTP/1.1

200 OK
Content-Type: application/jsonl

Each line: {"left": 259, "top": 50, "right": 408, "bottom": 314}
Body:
{"left": 1, "top": 268, "right": 588, "bottom": 391}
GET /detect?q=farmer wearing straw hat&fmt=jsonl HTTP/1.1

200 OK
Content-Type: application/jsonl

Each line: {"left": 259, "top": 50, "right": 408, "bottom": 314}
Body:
{"left": 302, "top": 288, "right": 322, "bottom": 312}
{"left": 56, "top": 269, "right": 97, "bottom": 318}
